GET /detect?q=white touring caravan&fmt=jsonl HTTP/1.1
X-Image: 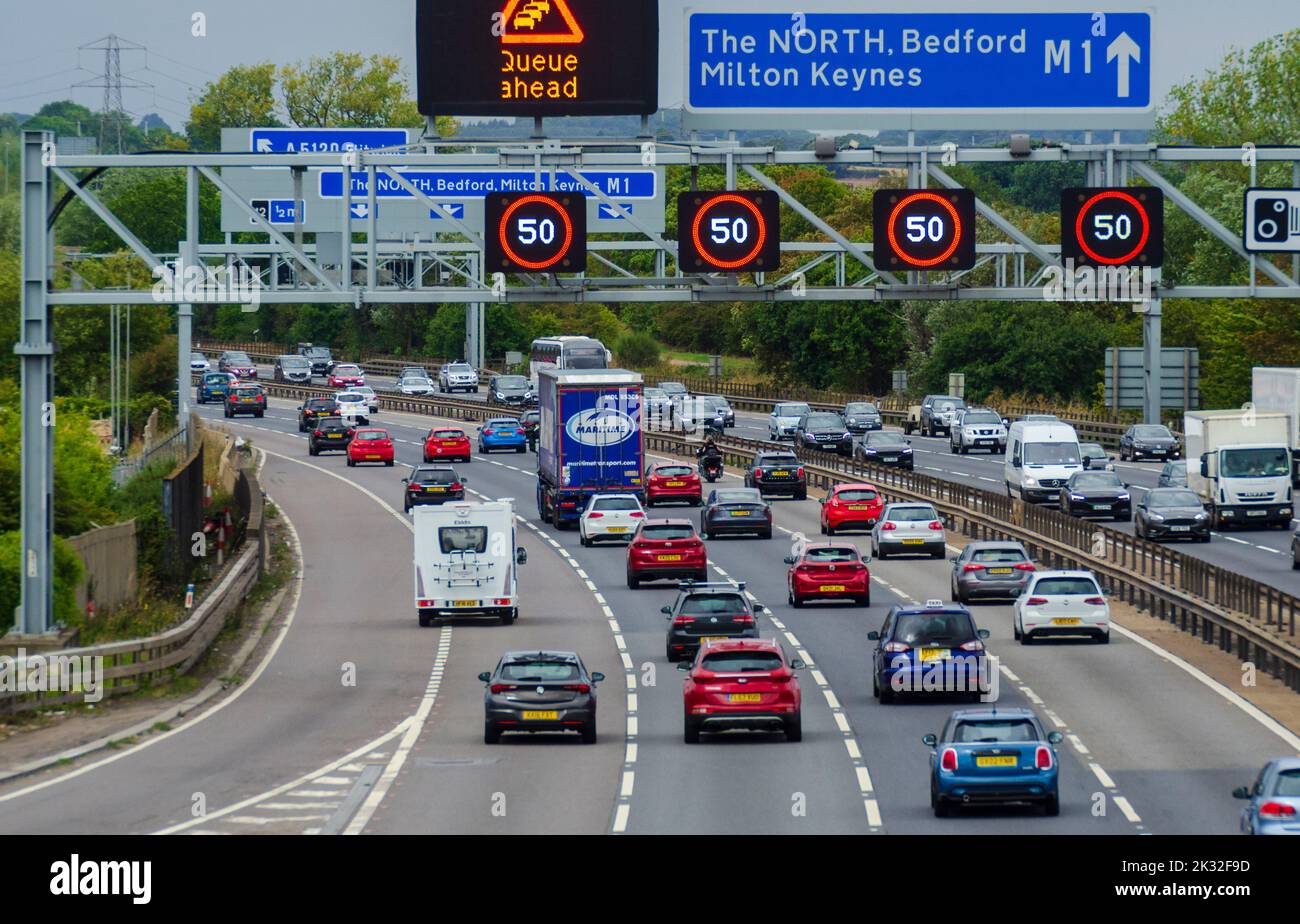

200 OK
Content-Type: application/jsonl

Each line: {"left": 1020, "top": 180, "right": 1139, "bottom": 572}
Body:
{"left": 1004, "top": 420, "right": 1084, "bottom": 503}
{"left": 413, "top": 500, "right": 527, "bottom": 626}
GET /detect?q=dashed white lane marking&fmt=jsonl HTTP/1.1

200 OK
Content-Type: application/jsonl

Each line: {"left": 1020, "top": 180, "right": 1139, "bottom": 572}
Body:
{"left": 1114, "top": 796, "right": 1142, "bottom": 824}
{"left": 1068, "top": 734, "right": 1090, "bottom": 755}
{"left": 1090, "top": 763, "right": 1117, "bottom": 789}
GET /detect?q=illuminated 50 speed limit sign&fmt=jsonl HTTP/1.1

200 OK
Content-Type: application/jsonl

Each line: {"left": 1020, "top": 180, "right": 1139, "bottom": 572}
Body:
{"left": 485, "top": 192, "right": 587, "bottom": 273}
{"left": 873, "top": 189, "right": 976, "bottom": 271}
{"left": 1061, "top": 187, "right": 1163, "bottom": 267}
{"left": 677, "top": 191, "right": 780, "bottom": 272}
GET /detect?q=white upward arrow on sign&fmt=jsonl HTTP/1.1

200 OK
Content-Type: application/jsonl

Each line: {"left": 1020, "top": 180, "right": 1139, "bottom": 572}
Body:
{"left": 1106, "top": 32, "right": 1141, "bottom": 98}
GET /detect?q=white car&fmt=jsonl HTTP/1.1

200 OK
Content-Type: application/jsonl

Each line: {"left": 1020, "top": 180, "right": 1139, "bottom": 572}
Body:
{"left": 439, "top": 362, "right": 479, "bottom": 393}
{"left": 870, "top": 502, "right": 946, "bottom": 560}
{"left": 399, "top": 375, "right": 435, "bottom": 396}
{"left": 579, "top": 493, "right": 646, "bottom": 546}
{"left": 1013, "top": 570, "right": 1110, "bottom": 645}
{"left": 351, "top": 385, "right": 379, "bottom": 414}
{"left": 334, "top": 390, "right": 370, "bottom": 425}
{"left": 768, "top": 402, "right": 811, "bottom": 440}
{"left": 190, "top": 352, "right": 210, "bottom": 373}
{"left": 949, "top": 407, "right": 1008, "bottom": 455}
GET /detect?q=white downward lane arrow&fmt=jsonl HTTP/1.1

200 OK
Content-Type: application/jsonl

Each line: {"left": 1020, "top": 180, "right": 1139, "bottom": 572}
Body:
{"left": 351, "top": 202, "right": 369, "bottom": 218}
{"left": 1106, "top": 31, "right": 1141, "bottom": 99}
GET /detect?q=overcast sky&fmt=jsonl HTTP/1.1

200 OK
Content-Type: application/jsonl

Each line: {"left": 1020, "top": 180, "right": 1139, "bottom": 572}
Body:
{"left": 2, "top": 0, "right": 1297, "bottom": 129}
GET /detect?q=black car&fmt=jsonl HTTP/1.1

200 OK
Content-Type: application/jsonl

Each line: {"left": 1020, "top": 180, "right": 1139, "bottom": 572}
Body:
{"left": 1058, "top": 471, "right": 1132, "bottom": 520}
{"left": 297, "top": 344, "right": 334, "bottom": 376}
{"left": 700, "top": 487, "right": 772, "bottom": 539}
{"left": 479, "top": 650, "right": 604, "bottom": 744}
{"left": 487, "top": 374, "right": 535, "bottom": 407}
{"left": 217, "top": 350, "right": 257, "bottom": 378}
{"left": 1134, "top": 487, "right": 1212, "bottom": 542}
{"left": 950, "top": 541, "right": 1035, "bottom": 603}
{"left": 274, "top": 354, "right": 313, "bottom": 384}
{"left": 854, "top": 430, "right": 915, "bottom": 469}
{"left": 697, "top": 394, "right": 735, "bottom": 428}
{"left": 744, "top": 451, "right": 806, "bottom": 499}
{"left": 662, "top": 582, "right": 763, "bottom": 662}
{"left": 795, "top": 411, "right": 852, "bottom": 455}
{"left": 868, "top": 603, "right": 990, "bottom": 704}
{"left": 844, "top": 401, "right": 883, "bottom": 433}
{"left": 1119, "top": 424, "right": 1181, "bottom": 462}
{"left": 224, "top": 383, "right": 266, "bottom": 419}
{"left": 403, "top": 465, "right": 467, "bottom": 512}
{"left": 307, "top": 416, "right": 354, "bottom": 455}
{"left": 298, "top": 397, "right": 338, "bottom": 431}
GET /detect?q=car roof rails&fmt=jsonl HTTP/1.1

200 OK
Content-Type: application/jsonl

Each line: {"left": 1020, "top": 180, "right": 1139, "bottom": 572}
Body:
{"left": 678, "top": 580, "right": 747, "bottom": 593}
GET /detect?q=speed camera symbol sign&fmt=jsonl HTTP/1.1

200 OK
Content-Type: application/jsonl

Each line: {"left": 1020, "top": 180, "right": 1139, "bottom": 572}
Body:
{"left": 1244, "top": 189, "right": 1300, "bottom": 253}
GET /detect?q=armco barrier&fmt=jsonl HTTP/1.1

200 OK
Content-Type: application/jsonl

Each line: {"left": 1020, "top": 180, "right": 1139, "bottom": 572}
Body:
{"left": 1, "top": 466, "right": 268, "bottom": 715}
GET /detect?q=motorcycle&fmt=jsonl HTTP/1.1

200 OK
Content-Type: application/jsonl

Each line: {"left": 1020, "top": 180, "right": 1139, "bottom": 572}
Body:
{"left": 699, "top": 458, "right": 724, "bottom": 482}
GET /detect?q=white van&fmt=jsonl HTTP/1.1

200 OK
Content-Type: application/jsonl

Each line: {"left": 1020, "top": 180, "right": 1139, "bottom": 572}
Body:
{"left": 413, "top": 500, "right": 527, "bottom": 626}
{"left": 1004, "top": 421, "right": 1084, "bottom": 503}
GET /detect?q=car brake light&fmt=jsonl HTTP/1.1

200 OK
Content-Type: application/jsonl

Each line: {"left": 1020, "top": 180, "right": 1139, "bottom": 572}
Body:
{"left": 940, "top": 748, "right": 957, "bottom": 772}
{"left": 734, "top": 613, "right": 755, "bottom": 625}
{"left": 963, "top": 563, "right": 985, "bottom": 572}
{"left": 451, "top": 484, "right": 462, "bottom": 491}
{"left": 484, "top": 428, "right": 494, "bottom": 435}
{"left": 959, "top": 639, "right": 984, "bottom": 652}
{"left": 489, "top": 684, "right": 516, "bottom": 694}
{"left": 630, "top": 511, "right": 644, "bottom": 518}
{"left": 1084, "top": 597, "right": 1106, "bottom": 605}
{"left": 881, "top": 522, "right": 897, "bottom": 530}
{"left": 882, "top": 641, "right": 910, "bottom": 653}
{"left": 1025, "top": 597, "right": 1048, "bottom": 605}
{"left": 1260, "top": 801, "right": 1297, "bottom": 818}
{"left": 754, "top": 468, "right": 763, "bottom": 478}
{"left": 928, "top": 520, "right": 944, "bottom": 530}
{"left": 314, "top": 430, "right": 322, "bottom": 437}
{"left": 673, "top": 615, "right": 695, "bottom": 625}
{"left": 563, "top": 684, "right": 591, "bottom": 694}
{"left": 797, "top": 467, "right": 804, "bottom": 478}
{"left": 1013, "top": 562, "right": 1036, "bottom": 571}
{"left": 1035, "top": 746, "right": 1053, "bottom": 770}
{"left": 587, "top": 512, "right": 604, "bottom": 518}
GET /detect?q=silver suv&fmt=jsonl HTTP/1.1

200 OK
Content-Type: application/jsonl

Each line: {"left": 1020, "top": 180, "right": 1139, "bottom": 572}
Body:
{"left": 949, "top": 407, "right": 1008, "bottom": 455}
{"left": 871, "top": 502, "right": 947, "bottom": 560}
{"left": 439, "top": 362, "right": 479, "bottom": 394}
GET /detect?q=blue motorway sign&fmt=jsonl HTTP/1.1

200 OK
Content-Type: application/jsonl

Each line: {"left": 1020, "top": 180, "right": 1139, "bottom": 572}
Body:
{"left": 250, "top": 198, "right": 305, "bottom": 225}
{"left": 684, "top": 10, "right": 1154, "bottom": 130}
{"left": 247, "top": 127, "right": 411, "bottom": 154}
{"left": 318, "top": 169, "right": 659, "bottom": 201}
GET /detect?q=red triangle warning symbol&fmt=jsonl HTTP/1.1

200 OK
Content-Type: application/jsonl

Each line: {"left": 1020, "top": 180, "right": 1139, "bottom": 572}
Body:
{"left": 500, "top": 0, "right": 585, "bottom": 44}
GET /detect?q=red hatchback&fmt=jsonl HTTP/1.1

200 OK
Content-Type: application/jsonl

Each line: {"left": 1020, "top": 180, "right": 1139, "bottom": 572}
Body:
{"left": 327, "top": 364, "right": 365, "bottom": 388}
{"left": 423, "top": 427, "right": 471, "bottom": 463}
{"left": 645, "top": 463, "right": 702, "bottom": 507}
{"left": 821, "top": 482, "right": 885, "bottom": 535}
{"left": 785, "top": 542, "right": 872, "bottom": 607}
{"left": 626, "top": 518, "right": 708, "bottom": 589}
{"left": 347, "top": 428, "right": 395, "bottom": 467}
{"left": 680, "top": 639, "right": 804, "bottom": 743}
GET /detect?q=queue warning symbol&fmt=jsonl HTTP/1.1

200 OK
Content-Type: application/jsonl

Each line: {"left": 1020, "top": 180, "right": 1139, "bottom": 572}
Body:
{"left": 501, "top": 0, "right": 584, "bottom": 44}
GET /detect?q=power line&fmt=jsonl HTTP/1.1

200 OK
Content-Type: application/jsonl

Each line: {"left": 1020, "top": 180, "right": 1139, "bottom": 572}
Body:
{"left": 73, "top": 34, "right": 150, "bottom": 153}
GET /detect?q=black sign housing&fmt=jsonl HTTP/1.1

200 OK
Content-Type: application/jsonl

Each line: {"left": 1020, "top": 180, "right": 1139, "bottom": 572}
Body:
{"left": 416, "top": 0, "right": 658, "bottom": 117}
{"left": 484, "top": 192, "right": 587, "bottom": 273}
{"left": 677, "top": 191, "right": 781, "bottom": 273}
{"left": 872, "top": 188, "right": 977, "bottom": 271}
{"left": 1061, "top": 187, "right": 1164, "bottom": 267}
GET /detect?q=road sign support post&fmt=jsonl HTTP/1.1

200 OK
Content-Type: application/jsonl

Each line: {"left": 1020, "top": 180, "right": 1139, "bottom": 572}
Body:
{"left": 16, "top": 131, "right": 53, "bottom": 636}
{"left": 177, "top": 165, "right": 198, "bottom": 439}
{"left": 1143, "top": 269, "right": 1163, "bottom": 425}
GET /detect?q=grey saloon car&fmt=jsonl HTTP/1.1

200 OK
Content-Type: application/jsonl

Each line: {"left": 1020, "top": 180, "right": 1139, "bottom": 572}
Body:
{"left": 950, "top": 541, "right": 1035, "bottom": 603}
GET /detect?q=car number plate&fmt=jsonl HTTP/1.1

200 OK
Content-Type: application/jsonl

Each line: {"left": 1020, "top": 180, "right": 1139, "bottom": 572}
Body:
{"left": 366, "top": 454, "right": 380, "bottom": 460}
{"left": 1248, "top": 510, "right": 1267, "bottom": 517}
{"left": 666, "top": 481, "right": 685, "bottom": 487}
{"left": 607, "top": 526, "right": 628, "bottom": 533}
{"left": 328, "top": 433, "right": 341, "bottom": 439}
{"left": 727, "top": 693, "right": 762, "bottom": 703}
{"left": 452, "top": 600, "right": 477, "bottom": 607}
{"left": 820, "top": 584, "right": 846, "bottom": 592}
{"left": 427, "top": 486, "right": 445, "bottom": 492}
{"left": 730, "top": 510, "right": 751, "bottom": 516}
{"left": 989, "top": 567, "right": 1013, "bottom": 574}
{"left": 881, "top": 456, "right": 897, "bottom": 462}
{"left": 901, "top": 538, "right": 924, "bottom": 545}
{"left": 976, "top": 756, "right": 1018, "bottom": 768}
{"left": 773, "top": 470, "right": 790, "bottom": 477}
{"left": 849, "top": 505, "right": 872, "bottom": 510}
{"left": 522, "top": 710, "right": 558, "bottom": 720}
{"left": 1052, "top": 617, "right": 1081, "bottom": 626}
{"left": 700, "top": 636, "right": 727, "bottom": 642}
{"left": 1171, "top": 525, "right": 1190, "bottom": 532}
{"left": 657, "top": 554, "right": 683, "bottom": 561}
{"left": 1093, "top": 504, "right": 1111, "bottom": 510}
{"left": 440, "top": 441, "right": 459, "bottom": 446}
{"left": 918, "top": 648, "right": 951, "bottom": 662}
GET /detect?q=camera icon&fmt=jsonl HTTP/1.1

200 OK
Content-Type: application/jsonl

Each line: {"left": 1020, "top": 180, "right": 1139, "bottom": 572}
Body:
{"left": 1254, "top": 198, "right": 1291, "bottom": 243}
{"left": 1245, "top": 189, "right": 1300, "bottom": 252}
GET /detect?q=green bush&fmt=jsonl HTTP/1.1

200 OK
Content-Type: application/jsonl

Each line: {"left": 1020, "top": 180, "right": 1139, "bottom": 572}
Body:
{"left": 108, "top": 457, "right": 177, "bottom": 584}
{"left": 614, "top": 330, "right": 661, "bottom": 369}
{"left": 0, "top": 531, "right": 86, "bottom": 633}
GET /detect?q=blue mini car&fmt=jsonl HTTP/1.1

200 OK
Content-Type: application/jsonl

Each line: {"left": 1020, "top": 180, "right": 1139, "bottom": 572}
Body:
{"left": 869, "top": 600, "right": 990, "bottom": 704}
{"left": 923, "top": 707, "right": 1063, "bottom": 817}
{"left": 477, "top": 417, "right": 527, "bottom": 454}
{"left": 196, "top": 371, "right": 237, "bottom": 404}
{"left": 1234, "top": 757, "right": 1300, "bottom": 835}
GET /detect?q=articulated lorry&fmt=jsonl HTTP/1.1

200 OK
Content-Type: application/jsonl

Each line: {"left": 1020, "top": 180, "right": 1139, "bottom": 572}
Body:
{"left": 537, "top": 367, "right": 645, "bottom": 527}
{"left": 1251, "top": 366, "right": 1300, "bottom": 489}
{"left": 1184, "top": 409, "right": 1294, "bottom": 530}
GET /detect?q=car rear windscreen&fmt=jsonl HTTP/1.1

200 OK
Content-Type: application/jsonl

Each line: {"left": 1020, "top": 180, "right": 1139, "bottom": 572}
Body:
{"left": 655, "top": 466, "right": 692, "bottom": 477}
{"left": 593, "top": 497, "right": 640, "bottom": 511}
{"left": 439, "top": 526, "right": 487, "bottom": 553}
{"left": 805, "top": 547, "right": 856, "bottom": 563}
{"left": 500, "top": 662, "right": 579, "bottom": 681}
{"left": 415, "top": 469, "right": 457, "bottom": 484}
{"left": 836, "top": 489, "right": 878, "bottom": 502}
{"left": 715, "top": 491, "right": 762, "bottom": 505}
{"left": 356, "top": 431, "right": 387, "bottom": 441}
{"left": 680, "top": 594, "right": 748, "bottom": 615}
{"left": 953, "top": 719, "right": 1038, "bottom": 743}
{"left": 971, "top": 547, "right": 1027, "bottom": 564}
{"left": 701, "top": 651, "right": 783, "bottom": 672}
{"left": 641, "top": 524, "right": 695, "bottom": 540}
{"left": 1032, "top": 577, "right": 1100, "bottom": 595}
{"left": 894, "top": 613, "right": 975, "bottom": 645}
{"left": 888, "top": 506, "right": 938, "bottom": 522}
{"left": 434, "top": 430, "right": 464, "bottom": 439}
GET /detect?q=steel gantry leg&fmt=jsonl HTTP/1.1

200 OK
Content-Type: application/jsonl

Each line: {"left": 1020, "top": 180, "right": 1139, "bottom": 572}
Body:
{"left": 176, "top": 165, "right": 199, "bottom": 437}
{"left": 16, "top": 131, "right": 53, "bottom": 635}
{"left": 1143, "top": 269, "right": 1164, "bottom": 425}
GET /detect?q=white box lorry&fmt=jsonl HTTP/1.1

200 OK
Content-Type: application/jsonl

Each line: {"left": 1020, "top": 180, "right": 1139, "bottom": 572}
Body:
{"left": 1251, "top": 366, "right": 1300, "bottom": 488}
{"left": 413, "top": 500, "right": 527, "bottom": 626}
{"left": 1183, "top": 409, "right": 1294, "bottom": 529}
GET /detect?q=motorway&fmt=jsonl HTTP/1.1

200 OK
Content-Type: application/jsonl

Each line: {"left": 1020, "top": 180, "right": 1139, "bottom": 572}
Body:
{"left": 5, "top": 386, "right": 1296, "bottom": 834}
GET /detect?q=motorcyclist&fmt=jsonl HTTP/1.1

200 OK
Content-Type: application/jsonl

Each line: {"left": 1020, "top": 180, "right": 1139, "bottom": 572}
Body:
{"left": 697, "top": 437, "right": 723, "bottom": 472}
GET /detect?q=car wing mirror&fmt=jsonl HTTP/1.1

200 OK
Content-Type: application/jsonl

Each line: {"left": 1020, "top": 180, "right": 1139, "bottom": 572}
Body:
{"left": 977, "top": 629, "right": 990, "bottom": 640}
{"left": 783, "top": 556, "right": 796, "bottom": 564}
{"left": 1047, "top": 731, "right": 1064, "bottom": 745}
{"left": 676, "top": 662, "right": 690, "bottom": 672}
{"left": 515, "top": 548, "right": 527, "bottom": 565}
{"left": 401, "top": 477, "right": 409, "bottom": 483}
{"left": 790, "top": 658, "right": 806, "bottom": 670}
{"left": 1232, "top": 786, "right": 1251, "bottom": 800}
{"left": 866, "top": 630, "right": 880, "bottom": 641}
{"left": 591, "top": 672, "right": 605, "bottom": 683}
{"left": 861, "top": 554, "right": 872, "bottom": 564}
{"left": 660, "top": 605, "right": 672, "bottom": 615}
{"left": 477, "top": 672, "right": 491, "bottom": 683}
{"left": 921, "top": 733, "right": 938, "bottom": 747}
{"left": 949, "top": 555, "right": 959, "bottom": 562}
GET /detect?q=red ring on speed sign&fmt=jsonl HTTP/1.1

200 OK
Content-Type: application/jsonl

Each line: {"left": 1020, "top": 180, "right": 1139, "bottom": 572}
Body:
{"left": 886, "top": 192, "right": 962, "bottom": 268}
{"left": 691, "top": 194, "right": 767, "bottom": 270}
{"left": 498, "top": 194, "right": 575, "bottom": 270}
{"left": 1075, "top": 190, "right": 1150, "bottom": 265}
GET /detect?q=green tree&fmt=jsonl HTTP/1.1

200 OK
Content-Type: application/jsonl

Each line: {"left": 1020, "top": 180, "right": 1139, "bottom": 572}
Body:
{"left": 280, "top": 53, "right": 423, "bottom": 128}
{"left": 0, "top": 531, "right": 85, "bottom": 633}
{"left": 187, "top": 63, "right": 281, "bottom": 151}
{"left": 614, "top": 330, "right": 660, "bottom": 368}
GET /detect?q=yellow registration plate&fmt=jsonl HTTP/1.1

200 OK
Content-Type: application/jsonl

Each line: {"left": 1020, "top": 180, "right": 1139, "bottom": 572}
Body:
{"left": 989, "top": 568, "right": 1013, "bottom": 574}
{"left": 452, "top": 600, "right": 477, "bottom": 608}
{"left": 426, "top": 486, "right": 445, "bottom": 492}
{"left": 918, "top": 648, "right": 950, "bottom": 662}
{"left": 1052, "top": 617, "right": 1081, "bottom": 626}
{"left": 849, "top": 505, "right": 872, "bottom": 510}
{"left": 901, "top": 538, "right": 924, "bottom": 545}
{"left": 730, "top": 510, "right": 751, "bottom": 516}
{"left": 728, "top": 693, "right": 762, "bottom": 703}
{"left": 327, "top": 433, "right": 341, "bottom": 438}
{"left": 701, "top": 636, "right": 727, "bottom": 642}
{"left": 976, "top": 756, "right": 1018, "bottom": 768}
{"left": 522, "top": 710, "right": 558, "bottom": 720}
{"left": 657, "top": 554, "right": 682, "bottom": 561}
{"left": 366, "top": 454, "right": 380, "bottom": 460}
{"left": 820, "top": 584, "right": 846, "bottom": 592}
{"left": 607, "top": 526, "right": 628, "bottom": 533}
{"left": 666, "top": 481, "right": 686, "bottom": 487}
{"left": 773, "top": 470, "right": 790, "bottom": 477}
{"left": 440, "top": 441, "right": 460, "bottom": 447}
